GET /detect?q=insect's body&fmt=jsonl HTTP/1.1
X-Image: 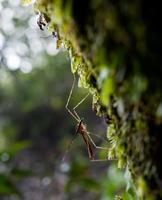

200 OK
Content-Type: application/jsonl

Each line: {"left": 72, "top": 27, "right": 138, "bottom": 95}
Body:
{"left": 76, "top": 120, "right": 94, "bottom": 160}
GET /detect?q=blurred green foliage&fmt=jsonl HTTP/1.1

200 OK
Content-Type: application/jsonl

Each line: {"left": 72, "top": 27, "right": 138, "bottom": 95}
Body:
{"left": 0, "top": 140, "right": 32, "bottom": 197}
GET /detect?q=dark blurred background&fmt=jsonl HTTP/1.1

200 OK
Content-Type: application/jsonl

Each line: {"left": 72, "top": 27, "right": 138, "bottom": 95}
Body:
{"left": 0, "top": 1, "right": 127, "bottom": 200}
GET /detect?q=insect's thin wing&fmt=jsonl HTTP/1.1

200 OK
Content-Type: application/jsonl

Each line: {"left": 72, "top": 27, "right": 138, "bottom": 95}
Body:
{"left": 62, "top": 134, "right": 78, "bottom": 162}
{"left": 88, "top": 132, "right": 107, "bottom": 142}
{"left": 82, "top": 133, "right": 94, "bottom": 160}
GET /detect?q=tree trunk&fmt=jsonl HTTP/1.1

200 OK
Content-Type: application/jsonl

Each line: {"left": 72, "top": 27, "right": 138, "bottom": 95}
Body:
{"left": 33, "top": 0, "right": 162, "bottom": 199}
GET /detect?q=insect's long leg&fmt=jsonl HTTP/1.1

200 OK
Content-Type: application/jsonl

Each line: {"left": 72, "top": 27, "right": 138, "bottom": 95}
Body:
{"left": 91, "top": 159, "right": 111, "bottom": 162}
{"left": 65, "top": 73, "right": 80, "bottom": 122}
{"left": 86, "top": 132, "right": 108, "bottom": 150}
{"left": 88, "top": 132, "right": 108, "bottom": 142}
{"left": 82, "top": 133, "right": 113, "bottom": 162}
{"left": 88, "top": 133, "right": 117, "bottom": 161}
{"left": 82, "top": 133, "right": 94, "bottom": 160}
{"left": 73, "top": 93, "right": 90, "bottom": 121}
{"left": 91, "top": 157, "right": 117, "bottom": 162}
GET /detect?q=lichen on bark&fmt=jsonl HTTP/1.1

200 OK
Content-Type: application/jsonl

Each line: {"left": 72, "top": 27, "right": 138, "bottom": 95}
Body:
{"left": 29, "top": 0, "right": 162, "bottom": 199}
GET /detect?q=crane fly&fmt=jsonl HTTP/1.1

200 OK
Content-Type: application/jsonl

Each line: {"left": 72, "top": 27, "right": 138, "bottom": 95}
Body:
{"left": 64, "top": 73, "right": 112, "bottom": 162}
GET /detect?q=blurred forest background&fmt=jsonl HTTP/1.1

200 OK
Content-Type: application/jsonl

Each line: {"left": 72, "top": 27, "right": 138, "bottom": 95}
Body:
{"left": 0, "top": 1, "right": 128, "bottom": 200}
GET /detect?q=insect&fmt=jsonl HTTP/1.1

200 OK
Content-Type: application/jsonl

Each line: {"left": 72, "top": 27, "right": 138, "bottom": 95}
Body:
{"left": 37, "top": 12, "right": 50, "bottom": 31}
{"left": 36, "top": 12, "right": 62, "bottom": 49}
{"left": 37, "top": 12, "right": 47, "bottom": 30}
{"left": 64, "top": 73, "right": 112, "bottom": 162}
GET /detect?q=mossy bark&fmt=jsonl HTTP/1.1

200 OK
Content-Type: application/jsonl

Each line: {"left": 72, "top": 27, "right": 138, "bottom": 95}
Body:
{"left": 33, "top": 0, "right": 162, "bottom": 199}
